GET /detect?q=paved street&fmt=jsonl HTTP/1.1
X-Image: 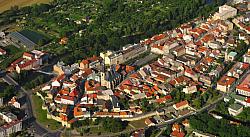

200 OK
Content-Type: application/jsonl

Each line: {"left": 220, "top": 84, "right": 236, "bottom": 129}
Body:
{"left": 2, "top": 73, "right": 62, "bottom": 137}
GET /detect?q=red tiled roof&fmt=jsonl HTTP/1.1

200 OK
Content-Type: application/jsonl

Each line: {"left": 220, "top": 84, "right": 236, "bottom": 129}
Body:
{"left": 175, "top": 100, "right": 189, "bottom": 108}
{"left": 11, "top": 58, "right": 24, "bottom": 66}
{"left": 171, "top": 131, "right": 185, "bottom": 137}
{"left": 236, "top": 73, "right": 250, "bottom": 93}
{"left": 201, "top": 34, "right": 214, "bottom": 43}
{"left": 18, "top": 59, "right": 37, "bottom": 69}
{"left": 217, "top": 76, "right": 236, "bottom": 86}
{"left": 23, "top": 52, "right": 34, "bottom": 58}
{"left": 152, "top": 44, "right": 163, "bottom": 50}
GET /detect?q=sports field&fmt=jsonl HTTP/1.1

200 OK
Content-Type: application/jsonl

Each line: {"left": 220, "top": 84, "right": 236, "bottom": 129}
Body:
{"left": 0, "top": 0, "right": 52, "bottom": 13}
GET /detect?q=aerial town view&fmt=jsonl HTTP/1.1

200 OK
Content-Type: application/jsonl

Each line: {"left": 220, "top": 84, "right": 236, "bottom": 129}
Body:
{"left": 0, "top": 0, "right": 250, "bottom": 137}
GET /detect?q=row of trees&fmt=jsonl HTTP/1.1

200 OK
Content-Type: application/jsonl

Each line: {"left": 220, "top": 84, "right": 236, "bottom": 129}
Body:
{"left": 12, "top": 70, "right": 52, "bottom": 89}
{"left": 72, "top": 117, "right": 127, "bottom": 134}
{"left": 0, "top": 84, "right": 17, "bottom": 102}
{"left": 190, "top": 113, "right": 250, "bottom": 137}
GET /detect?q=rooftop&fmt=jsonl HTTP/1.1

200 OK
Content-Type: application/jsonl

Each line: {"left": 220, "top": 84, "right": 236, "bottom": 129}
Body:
{"left": 229, "top": 103, "right": 243, "bottom": 110}
{"left": 236, "top": 73, "right": 250, "bottom": 92}
{"left": 217, "top": 76, "right": 236, "bottom": 86}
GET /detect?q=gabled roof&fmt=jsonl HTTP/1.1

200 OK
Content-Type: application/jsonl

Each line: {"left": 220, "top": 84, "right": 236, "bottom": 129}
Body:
{"left": 175, "top": 100, "right": 189, "bottom": 108}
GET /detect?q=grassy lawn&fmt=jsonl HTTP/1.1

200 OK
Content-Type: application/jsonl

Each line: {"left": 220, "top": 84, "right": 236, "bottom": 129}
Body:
{"left": 129, "top": 118, "right": 147, "bottom": 129}
{"left": 31, "top": 95, "right": 61, "bottom": 130}
{"left": 0, "top": 0, "right": 52, "bottom": 13}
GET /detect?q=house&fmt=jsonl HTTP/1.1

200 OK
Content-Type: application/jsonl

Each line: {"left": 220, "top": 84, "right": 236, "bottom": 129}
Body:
{"left": 243, "top": 49, "right": 250, "bottom": 64}
{"left": 85, "top": 80, "right": 101, "bottom": 94}
{"left": 184, "top": 67, "right": 199, "bottom": 81}
{"left": 130, "top": 129, "right": 145, "bottom": 137}
{"left": 172, "top": 123, "right": 181, "bottom": 132}
{"left": 59, "top": 37, "right": 68, "bottom": 45}
{"left": 182, "top": 85, "right": 197, "bottom": 94}
{"left": 228, "top": 103, "right": 243, "bottom": 116}
{"left": 236, "top": 72, "right": 250, "bottom": 97}
{"left": 227, "top": 62, "right": 249, "bottom": 79}
{"left": 79, "top": 55, "right": 103, "bottom": 70}
{"left": 171, "top": 123, "right": 185, "bottom": 137}
{"left": 73, "top": 107, "right": 90, "bottom": 119}
{"left": 217, "top": 76, "right": 236, "bottom": 92}
{"left": 230, "top": 92, "right": 250, "bottom": 107}
{"left": 225, "top": 51, "right": 237, "bottom": 61}
{"left": 51, "top": 74, "right": 65, "bottom": 87}
{"left": 156, "top": 95, "right": 172, "bottom": 104}
{"left": 199, "top": 75, "right": 212, "bottom": 87}
{"left": 151, "top": 44, "right": 164, "bottom": 54}
{"left": 213, "top": 5, "right": 237, "bottom": 20}
{"left": 9, "top": 50, "right": 48, "bottom": 73}
{"left": 170, "top": 131, "right": 185, "bottom": 137}
{"left": 182, "top": 119, "right": 189, "bottom": 128}
{"left": 8, "top": 97, "right": 20, "bottom": 108}
{"left": 173, "top": 100, "right": 189, "bottom": 110}
{"left": 145, "top": 118, "right": 156, "bottom": 127}
{"left": 0, "top": 112, "right": 22, "bottom": 137}
{"left": 0, "top": 48, "right": 6, "bottom": 55}
{"left": 53, "top": 61, "right": 79, "bottom": 75}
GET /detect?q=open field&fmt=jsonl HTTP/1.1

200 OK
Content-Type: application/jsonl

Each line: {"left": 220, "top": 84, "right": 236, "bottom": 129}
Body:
{"left": 0, "top": 0, "right": 52, "bottom": 13}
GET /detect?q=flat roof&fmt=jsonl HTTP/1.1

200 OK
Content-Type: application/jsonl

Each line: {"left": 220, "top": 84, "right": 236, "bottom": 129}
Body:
{"left": 229, "top": 103, "right": 243, "bottom": 110}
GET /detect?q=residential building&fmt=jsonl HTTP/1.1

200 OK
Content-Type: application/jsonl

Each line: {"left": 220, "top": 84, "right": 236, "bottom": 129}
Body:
{"left": 227, "top": 62, "right": 249, "bottom": 79}
{"left": 236, "top": 72, "right": 250, "bottom": 97}
{"left": 213, "top": 5, "right": 237, "bottom": 20}
{"left": 8, "top": 97, "right": 20, "bottom": 109}
{"left": 0, "top": 112, "right": 22, "bottom": 137}
{"left": 9, "top": 50, "right": 48, "bottom": 73}
{"left": 225, "top": 51, "right": 237, "bottom": 61}
{"left": 130, "top": 129, "right": 145, "bottom": 137}
{"left": 182, "top": 85, "right": 197, "bottom": 94}
{"left": 145, "top": 118, "right": 156, "bottom": 127}
{"left": 243, "top": 49, "right": 250, "bottom": 63}
{"left": 228, "top": 103, "right": 243, "bottom": 116}
{"left": 80, "top": 55, "right": 103, "bottom": 70}
{"left": 199, "top": 75, "right": 212, "bottom": 87}
{"left": 59, "top": 37, "right": 68, "bottom": 45}
{"left": 217, "top": 76, "right": 236, "bottom": 92}
{"left": 173, "top": 100, "right": 189, "bottom": 110}
{"left": 53, "top": 62, "right": 79, "bottom": 75}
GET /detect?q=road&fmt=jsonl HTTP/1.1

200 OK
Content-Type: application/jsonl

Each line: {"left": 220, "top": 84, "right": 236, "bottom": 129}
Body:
{"left": 2, "top": 73, "right": 62, "bottom": 137}
{"left": 81, "top": 92, "right": 226, "bottom": 137}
